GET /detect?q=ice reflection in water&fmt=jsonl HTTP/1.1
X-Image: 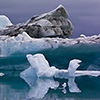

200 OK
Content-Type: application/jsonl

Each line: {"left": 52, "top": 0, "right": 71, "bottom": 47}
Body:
{"left": 0, "top": 72, "right": 100, "bottom": 100}
{"left": 21, "top": 74, "right": 81, "bottom": 99}
{"left": 27, "top": 78, "right": 59, "bottom": 99}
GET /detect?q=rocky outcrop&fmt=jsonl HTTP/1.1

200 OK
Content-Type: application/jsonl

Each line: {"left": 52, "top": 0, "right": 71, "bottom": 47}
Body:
{"left": 0, "top": 5, "right": 73, "bottom": 38}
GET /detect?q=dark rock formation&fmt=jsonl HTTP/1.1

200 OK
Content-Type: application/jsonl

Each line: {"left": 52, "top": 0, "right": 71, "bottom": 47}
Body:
{"left": 0, "top": 5, "right": 74, "bottom": 38}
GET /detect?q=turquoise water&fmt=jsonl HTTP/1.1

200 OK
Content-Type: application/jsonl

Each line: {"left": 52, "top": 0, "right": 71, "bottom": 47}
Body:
{"left": 0, "top": 44, "right": 100, "bottom": 99}
{"left": 0, "top": 71, "right": 100, "bottom": 100}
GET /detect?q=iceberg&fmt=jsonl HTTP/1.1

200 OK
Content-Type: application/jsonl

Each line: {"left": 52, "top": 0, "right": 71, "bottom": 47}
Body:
{"left": 1, "top": 31, "right": 100, "bottom": 57}
{"left": 20, "top": 53, "right": 100, "bottom": 98}
{"left": 20, "top": 54, "right": 100, "bottom": 78}
{"left": 0, "top": 15, "right": 13, "bottom": 30}
{"left": 0, "top": 5, "right": 73, "bottom": 38}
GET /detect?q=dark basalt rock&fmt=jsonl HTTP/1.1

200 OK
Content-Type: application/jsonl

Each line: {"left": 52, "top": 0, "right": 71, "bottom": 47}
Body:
{"left": 0, "top": 5, "right": 74, "bottom": 38}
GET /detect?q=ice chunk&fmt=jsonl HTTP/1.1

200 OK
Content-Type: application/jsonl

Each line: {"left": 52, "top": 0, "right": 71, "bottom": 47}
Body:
{"left": 0, "top": 15, "right": 13, "bottom": 30}
{"left": 21, "top": 54, "right": 100, "bottom": 79}
{"left": 26, "top": 54, "right": 58, "bottom": 77}
{"left": 0, "top": 73, "right": 4, "bottom": 76}
{"left": 75, "top": 71, "right": 100, "bottom": 77}
{"left": 68, "top": 59, "right": 82, "bottom": 77}
{"left": 22, "top": 54, "right": 82, "bottom": 78}
{"left": 62, "top": 82, "right": 67, "bottom": 88}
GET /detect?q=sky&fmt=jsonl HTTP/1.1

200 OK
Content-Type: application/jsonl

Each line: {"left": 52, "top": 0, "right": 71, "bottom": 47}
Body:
{"left": 0, "top": 0, "right": 100, "bottom": 37}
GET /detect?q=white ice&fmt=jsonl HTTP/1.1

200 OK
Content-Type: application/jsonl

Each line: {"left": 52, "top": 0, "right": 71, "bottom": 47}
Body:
{"left": 0, "top": 15, "right": 13, "bottom": 30}
{"left": 20, "top": 53, "right": 100, "bottom": 97}
{"left": 21, "top": 54, "right": 100, "bottom": 79}
{"left": 26, "top": 54, "right": 58, "bottom": 77}
{"left": 0, "top": 31, "right": 100, "bottom": 57}
{"left": 0, "top": 73, "right": 4, "bottom": 76}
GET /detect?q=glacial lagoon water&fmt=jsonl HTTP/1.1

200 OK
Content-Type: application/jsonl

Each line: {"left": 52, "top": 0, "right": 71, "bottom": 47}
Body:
{"left": 0, "top": 0, "right": 100, "bottom": 100}
{"left": 0, "top": 45, "right": 100, "bottom": 100}
{"left": 0, "top": 72, "right": 100, "bottom": 100}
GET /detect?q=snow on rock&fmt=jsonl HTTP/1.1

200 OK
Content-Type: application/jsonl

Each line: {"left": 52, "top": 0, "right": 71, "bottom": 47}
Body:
{"left": 0, "top": 15, "right": 13, "bottom": 30}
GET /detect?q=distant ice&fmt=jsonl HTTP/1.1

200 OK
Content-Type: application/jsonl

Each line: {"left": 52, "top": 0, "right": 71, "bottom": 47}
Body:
{"left": 0, "top": 31, "right": 100, "bottom": 56}
{"left": 0, "top": 15, "right": 13, "bottom": 30}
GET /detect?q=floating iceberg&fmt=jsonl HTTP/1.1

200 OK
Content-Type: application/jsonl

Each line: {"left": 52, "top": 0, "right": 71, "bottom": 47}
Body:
{"left": 0, "top": 15, "right": 13, "bottom": 30}
{"left": 20, "top": 53, "right": 100, "bottom": 98}
{"left": 1, "top": 31, "right": 100, "bottom": 57}
{"left": 20, "top": 54, "right": 100, "bottom": 79}
{"left": 0, "top": 5, "right": 73, "bottom": 38}
{"left": 20, "top": 54, "right": 82, "bottom": 78}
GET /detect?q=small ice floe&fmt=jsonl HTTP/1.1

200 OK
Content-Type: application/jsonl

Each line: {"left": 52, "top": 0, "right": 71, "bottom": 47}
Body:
{"left": 62, "top": 83, "right": 67, "bottom": 88}
{"left": 0, "top": 73, "right": 4, "bottom": 76}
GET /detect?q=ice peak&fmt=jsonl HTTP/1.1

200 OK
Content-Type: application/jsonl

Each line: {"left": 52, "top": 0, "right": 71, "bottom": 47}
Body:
{"left": 0, "top": 15, "right": 13, "bottom": 30}
{"left": 50, "top": 4, "right": 69, "bottom": 18}
{"left": 56, "top": 4, "right": 65, "bottom": 9}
